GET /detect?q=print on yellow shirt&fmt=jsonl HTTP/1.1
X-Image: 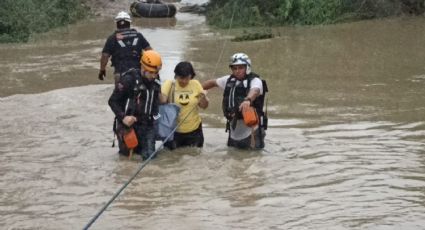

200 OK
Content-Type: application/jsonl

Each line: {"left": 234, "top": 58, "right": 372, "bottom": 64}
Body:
{"left": 162, "top": 79, "right": 203, "bottom": 133}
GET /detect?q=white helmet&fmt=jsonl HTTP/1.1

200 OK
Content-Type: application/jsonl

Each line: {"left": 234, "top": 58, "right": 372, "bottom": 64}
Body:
{"left": 115, "top": 11, "right": 132, "bottom": 22}
{"left": 229, "top": 53, "right": 251, "bottom": 74}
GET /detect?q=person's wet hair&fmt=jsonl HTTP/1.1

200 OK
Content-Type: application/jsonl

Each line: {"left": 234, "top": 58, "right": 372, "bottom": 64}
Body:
{"left": 174, "top": 61, "right": 196, "bottom": 79}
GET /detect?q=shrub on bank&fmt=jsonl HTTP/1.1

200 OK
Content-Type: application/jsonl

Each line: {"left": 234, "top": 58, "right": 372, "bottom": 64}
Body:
{"left": 206, "top": 0, "right": 425, "bottom": 28}
{"left": 0, "top": 0, "right": 88, "bottom": 43}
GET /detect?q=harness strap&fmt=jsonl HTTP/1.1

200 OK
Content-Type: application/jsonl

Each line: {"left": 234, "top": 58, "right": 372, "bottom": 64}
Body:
{"left": 132, "top": 38, "right": 139, "bottom": 46}
{"left": 118, "top": 40, "right": 126, "bottom": 48}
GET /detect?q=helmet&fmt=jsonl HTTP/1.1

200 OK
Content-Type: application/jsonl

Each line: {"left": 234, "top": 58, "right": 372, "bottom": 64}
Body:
{"left": 141, "top": 50, "right": 162, "bottom": 72}
{"left": 229, "top": 53, "right": 251, "bottom": 74}
{"left": 115, "top": 11, "right": 132, "bottom": 22}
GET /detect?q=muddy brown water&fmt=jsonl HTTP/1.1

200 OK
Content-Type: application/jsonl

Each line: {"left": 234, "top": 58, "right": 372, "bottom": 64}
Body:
{"left": 1, "top": 4, "right": 425, "bottom": 229}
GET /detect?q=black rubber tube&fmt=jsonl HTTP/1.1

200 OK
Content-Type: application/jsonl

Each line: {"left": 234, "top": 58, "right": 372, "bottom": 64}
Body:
{"left": 130, "top": 2, "right": 177, "bottom": 18}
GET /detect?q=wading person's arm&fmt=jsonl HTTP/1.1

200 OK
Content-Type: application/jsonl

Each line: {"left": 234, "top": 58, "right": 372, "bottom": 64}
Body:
{"left": 197, "top": 90, "right": 209, "bottom": 109}
{"left": 98, "top": 53, "right": 110, "bottom": 80}
{"left": 239, "top": 88, "right": 260, "bottom": 112}
{"left": 202, "top": 79, "right": 218, "bottom": 90}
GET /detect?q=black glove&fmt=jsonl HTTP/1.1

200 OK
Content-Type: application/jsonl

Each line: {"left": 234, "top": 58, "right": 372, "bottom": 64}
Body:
{"left": 98, "top": 70, "right": 106, "bottom": 80}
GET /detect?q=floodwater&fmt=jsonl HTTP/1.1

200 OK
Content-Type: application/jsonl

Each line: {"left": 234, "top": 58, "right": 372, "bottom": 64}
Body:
{"left": 1, "top": 3, "right": 425, "bottom": 230}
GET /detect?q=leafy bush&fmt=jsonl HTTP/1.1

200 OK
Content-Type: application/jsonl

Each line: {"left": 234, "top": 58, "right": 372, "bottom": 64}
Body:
{"left": 275, "top": 0, "right": 343, "bottom": 25}
{"left": 206, "top": 0, "right": 344, "bottom": 27}
{"left": 0, "top": 0, "right": 88, "bottom": 43}
{"left": 207, "top": 0, "right": 425, "bottom": 28}
{"left": 206, "top": 0, "right": 264, "bottom": 28}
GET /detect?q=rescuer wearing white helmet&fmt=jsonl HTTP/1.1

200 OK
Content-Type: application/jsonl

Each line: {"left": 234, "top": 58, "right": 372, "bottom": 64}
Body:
{"left": 202, "top": 52, "right": 268, "bottom": 149}
{"left": 98, "top": 11, "right": 152, "bottom": 83}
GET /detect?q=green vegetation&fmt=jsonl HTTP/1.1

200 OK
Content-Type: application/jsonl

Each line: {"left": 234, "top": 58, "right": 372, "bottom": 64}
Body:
{"left": 0, "top": 0, "right": 88, "bottom": 43}
{"left": 207, "top": 0, "right": 425, "bottom": 28}
{"left": 231, "top": 29, "right": 273, "bottom": 42}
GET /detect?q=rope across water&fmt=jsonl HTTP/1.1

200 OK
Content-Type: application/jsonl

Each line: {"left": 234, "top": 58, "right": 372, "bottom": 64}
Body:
{"left": 83, "top": 2, "right": 237, "bottom": 229}
{"left": 83, "top": 104, "right": 197, "bottom": 230}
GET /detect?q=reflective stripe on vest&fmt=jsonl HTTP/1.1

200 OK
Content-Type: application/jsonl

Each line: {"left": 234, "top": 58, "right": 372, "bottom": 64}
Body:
{"left": 132, "top": 38, "right": 139, "bottom": 46}
{"left": 117, "top": 38, "right": 138, "bottom": 48}
{"left": 118, "top": 40, "right": 126, "bottom": 48}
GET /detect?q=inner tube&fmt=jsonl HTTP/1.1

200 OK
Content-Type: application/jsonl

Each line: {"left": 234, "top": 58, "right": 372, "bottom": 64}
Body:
{"left": 130, "top": 1, "right": 177, "bottom": 18}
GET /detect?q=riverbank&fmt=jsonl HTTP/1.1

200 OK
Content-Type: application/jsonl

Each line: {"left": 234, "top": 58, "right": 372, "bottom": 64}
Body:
{"left": 3, "top": 0, "right": 424, "bottom": 43}
{"left": 0, "top": 0, "right": 186, "bottom": 43}
{"left": 206, "top": 0, "right": 425, "bottom": 28}
{"left": 0, "top": 0, "right": 88, "bottom": 43}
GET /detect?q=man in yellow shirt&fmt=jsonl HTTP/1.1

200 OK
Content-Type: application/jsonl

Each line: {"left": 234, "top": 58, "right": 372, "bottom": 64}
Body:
{"left": 161, "top": 62, "right": 209, "bottom": 148}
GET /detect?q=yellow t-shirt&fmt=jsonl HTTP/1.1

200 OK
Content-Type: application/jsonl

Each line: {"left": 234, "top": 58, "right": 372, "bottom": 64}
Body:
{"left": 161, "top": 79, "right": 204, "bottom": 133}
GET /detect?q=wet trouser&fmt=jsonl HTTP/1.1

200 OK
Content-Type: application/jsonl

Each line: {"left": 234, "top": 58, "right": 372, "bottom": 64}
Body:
{"left": 115, "top": 120, "right": 129, "bottom": 155}
{"left": 134, "top": 123, "right": 156, "bottom": 160}
{"left": 172, "top": 123, "right": 204, "bottom": 149}
{"left": 164, "top": 123, "right": 204, "bottom": 150}
{"left": 227, "top": 127, "right": 265, "bottom": 149}
{"left": 115, "top": 122, "right": 156, "bottom": 160}
{"left": 114, "top": 73, "right": 121, "bottom": 89}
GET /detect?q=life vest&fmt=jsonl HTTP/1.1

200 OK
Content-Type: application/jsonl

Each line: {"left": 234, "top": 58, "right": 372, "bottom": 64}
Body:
{"left": 125, "top": 69, "right": 161, "bottom": 125}
{"left": 110, "top": 28, "right": 142, "bottom": 73}
{"left": 222, "top": 72, "right": 268, "bottom": 129}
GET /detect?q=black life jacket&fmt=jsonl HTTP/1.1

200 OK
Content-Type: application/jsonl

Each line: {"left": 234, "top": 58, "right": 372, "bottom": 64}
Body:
{"left": 222, "top": 72, "right": 268, "bottom": 128}
{"left": 111, "top": 28, "right": 142, "bottom": 73}
{"left": 125, "top": 70, "right": 160, "bottom": 126}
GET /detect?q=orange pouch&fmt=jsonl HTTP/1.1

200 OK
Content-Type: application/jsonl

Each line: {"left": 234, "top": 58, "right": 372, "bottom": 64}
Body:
{"left": 242, "top": 106, "right": 259, "bottom": 127}
{"left": 123, "top": 128, "right": 138, "bottom": 149}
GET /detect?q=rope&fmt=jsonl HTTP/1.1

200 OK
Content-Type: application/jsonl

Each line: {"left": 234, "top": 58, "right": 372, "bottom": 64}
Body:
{"left": 83, "top": 3, "right": 238, "bottom": 229}
{"left": 83, "top": 104, "right": 198, "bottom": 230}
{"left": 210, "top": 1, "right": 237, "bottom": 79}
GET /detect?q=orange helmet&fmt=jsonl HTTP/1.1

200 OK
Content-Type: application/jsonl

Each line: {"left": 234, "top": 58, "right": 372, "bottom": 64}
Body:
{"left": 140, "top": 50, "right": 162, "bottom": 72}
